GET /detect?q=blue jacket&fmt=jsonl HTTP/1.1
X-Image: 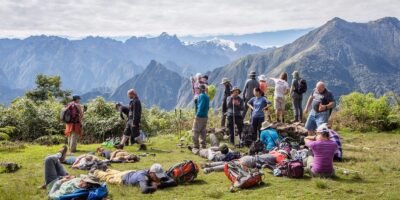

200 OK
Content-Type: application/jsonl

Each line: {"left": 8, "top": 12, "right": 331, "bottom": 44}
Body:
{"left": 260, "top": 128, "right": 280, "bottom": 151}
{"left": 196, "top": 92, "right": 210, "bottom": 118}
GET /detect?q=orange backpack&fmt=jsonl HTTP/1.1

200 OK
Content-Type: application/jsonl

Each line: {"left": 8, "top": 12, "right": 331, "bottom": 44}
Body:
{"left": 166, "top": 160, "right": 199, "bottom": 184}
{"left": 224, "top": 160, "right": 263, "bottom": 189}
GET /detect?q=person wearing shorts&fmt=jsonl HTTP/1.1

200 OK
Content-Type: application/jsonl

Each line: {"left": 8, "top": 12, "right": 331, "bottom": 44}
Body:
{"left": 270, "top": 73, "right": 289, "bottom": 123}
{"left": 304, "top": 81, "right": 334, "bottom": 135}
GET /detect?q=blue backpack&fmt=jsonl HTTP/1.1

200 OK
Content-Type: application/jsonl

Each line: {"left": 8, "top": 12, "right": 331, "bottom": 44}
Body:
{"left": 58, "top": 183, "right": 108, "bottom": 200}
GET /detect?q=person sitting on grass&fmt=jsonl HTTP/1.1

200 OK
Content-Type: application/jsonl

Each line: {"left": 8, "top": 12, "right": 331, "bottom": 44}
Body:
{"left": 48, "top": 174, "right": 103, "bottom": 200}
{"left": 109, "top": 149, "right": 140, "bottom": 163}
{"left": 93, "top": 163, "right": 177, "bottom": 194}
{"left": 304, "top": 124, "right": 338, "bottom": 178}
{"left": 259, "top": 121, "right": 281, "bottom": 152}
{"left": 202, "top": 156, "right": 256, "bottom": 174}
{"left": 96, "top": 147, "right": 112, "bottom": 160}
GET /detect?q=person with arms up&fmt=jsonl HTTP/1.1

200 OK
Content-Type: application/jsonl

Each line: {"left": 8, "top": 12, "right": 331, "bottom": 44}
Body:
{"left": 220, "top": 78, "right": 232, "bottom": 128}
{"left": 289, "top": 71, "right": 307, "bottom": 122}
{"left": 191, "top": 84, "right": 210, "bottom": 154}
{"left": 226, "top": 87, "right": 245, "bottom": 146}
{"left": 304, "top": 81, "right": 334, "bottom": 135}
{"left": 270, "top": 73, "right": 289, "bottom": 123}
{"left": 304, "top": 124, "right": 337, "bottom": 178}
{"left": 64, "top": 95, "right": 84, "bottom": 153}
{"left": 247, "top": 88, "right": 272, "bottom": 140}
{"left": 242, "top": 71, "right": 259, "bottom": 120}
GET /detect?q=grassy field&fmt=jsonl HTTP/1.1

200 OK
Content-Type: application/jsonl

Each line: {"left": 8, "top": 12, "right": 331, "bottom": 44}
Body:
{"left": 1, "top": 131, "right": 400, "bottom": 200}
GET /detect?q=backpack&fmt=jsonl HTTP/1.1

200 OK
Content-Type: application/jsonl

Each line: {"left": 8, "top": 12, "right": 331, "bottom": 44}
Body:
{"left": 58, "top": 183, "right": 108, "bottom": 200}
{"left": 61, "top": 103, "right": 80, "bottom": 123}
{"left": 273, "top": 160, "right": 304, "bottom": 178}
{"left": 295, "top": 79, "right": 307, "bottom": 94}
{"left": 248, "top": 140, "right": 265, "bottom": 155}
{"left": 242, "top": 122, "right": 254, "bottom": 146}
{"left": 224, "top": 160, "right": 263, "bottom": 189}
{"left": 222, "top": 151, "right": 241, "bottom": 162}
{"left": 166, "top": 160, "right": 199, "bottom": 184}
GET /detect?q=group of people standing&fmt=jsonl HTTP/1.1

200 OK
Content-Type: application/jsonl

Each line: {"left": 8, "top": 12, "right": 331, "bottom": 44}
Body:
{"left": 190, "top": 70, "right": 335, "bottom": 149}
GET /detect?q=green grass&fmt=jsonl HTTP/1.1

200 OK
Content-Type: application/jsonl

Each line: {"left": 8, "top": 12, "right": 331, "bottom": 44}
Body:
{"left": 1, "top": 131, "right": 400, "bottom": 200}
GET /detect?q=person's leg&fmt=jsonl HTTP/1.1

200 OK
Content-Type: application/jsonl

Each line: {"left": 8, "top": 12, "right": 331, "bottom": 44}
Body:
{"left": 292, "top": 97, "right": 298, "bottom": 122}
{"left": 227, "top": 116, "right": 235, "bottom": 145}
{"left": 120, "top": 123, "right": 132, "bottom": 146}
{"left": 251, "top": 117, "right": 258, "bottom": 141}
{"left": 200, "top": 118, "right": 208, "bottom": 149}
{"left": 305, "top": 155, "right": 314, "bottom": 174}
{"left": 242, "top": 99, "right": 249, "bottom": 119}
{"left": 44, "top": 154, "right": 67, "bottom": 185}
{"left": 221, "top": 113, "right": 226, "bottom": 128}
{"left": 209, "top": 133, "right": 219, "bottom": 147}
{"left": 315, "top": 111, "right": 329, "bottom": 126}
{"left": 192, "top": 118, "right": 201, "bottom": 153}
{"left": 236, "top": 116, "right": 244, "bottom": 143}
{"left": 305, "top": 112, "right": 317, "bottom": 136}
{"left": 297, "top": 97, "right": 303, "bottom": 122}
{"left": 257, "top": 117, "right": 264, "bottom": 140}
{"left": 69, "top": 132, "right": 77, "bottom": 153}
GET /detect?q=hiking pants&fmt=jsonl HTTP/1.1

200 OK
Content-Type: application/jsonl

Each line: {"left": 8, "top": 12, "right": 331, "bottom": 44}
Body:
{"left": 67, "top": 132, "right": 78, "bottom": 153}
{"left": 192, "top": 117, "right": 208, "bottom": 149}
{"left": 251, "top": 116, "right": 264, "bottom": 140}
{"left": 44, "top": 153, "right": 68, "bottom": 185}
{"left": 94, "top": 169, "right": 135, "bottom": 185}
{"left": 205, "top": 162, "right": 226, "bottom": 172}
{"left": 227, "top": 115, "right": 243, "bottom": 145}
{"left": 292, "top": 95, "right": 303, "bottom": 122}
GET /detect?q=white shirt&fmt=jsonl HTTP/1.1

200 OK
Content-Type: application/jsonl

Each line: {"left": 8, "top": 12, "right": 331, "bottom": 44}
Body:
{"left": 271, "top": 78, "right": 289, "bottom": 98}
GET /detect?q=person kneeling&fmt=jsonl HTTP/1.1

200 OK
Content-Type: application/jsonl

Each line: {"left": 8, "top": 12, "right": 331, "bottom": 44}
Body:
{"left": 304, "top": 124, "right": 337, "bottom": 178}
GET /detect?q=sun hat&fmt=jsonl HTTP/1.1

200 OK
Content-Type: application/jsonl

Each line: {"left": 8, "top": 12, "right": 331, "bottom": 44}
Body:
{"left": 218, "top": 143, "right": 229, "bottom": 152}
{"left": 80, "top": 174, "right": 101, "bottom": 185}
{"left": 230, "top": 87, "right": 241, "bottom": 94}
{"left": 248, "top": 71, "right": 257, "bottom": 77}
{"left": 258, "top": 74, "right": 267, "bottom": 82}
{"left": 220, "top": 77, "right": 231, "bottom": 84}
{"left": 149, "top": 163, "right": 166, "bottom": 179}
{"left": 316, "top": 123, "right": 329, "bottom": 133}
{"left": 260, "top": 121, "right": 273, "bottom": 130}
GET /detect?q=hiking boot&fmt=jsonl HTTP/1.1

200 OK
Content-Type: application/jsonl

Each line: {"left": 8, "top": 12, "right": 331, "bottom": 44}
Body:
{"left": 59, "top": 145, "right": 68, "bottom": 162}
{"left": 114, "top": 144, "right": 124, "bottom": 150}
{"left": 138, "top": 144, "right": 147, "bottom": 151}
{"left": 187, "top": 145, "right": 193, "bottom": 152}
{"left": 38, "top": 184, "right": 46, "bottom": 190}
{"left": 200, "top": 163, "right": 210, "bottom": 168}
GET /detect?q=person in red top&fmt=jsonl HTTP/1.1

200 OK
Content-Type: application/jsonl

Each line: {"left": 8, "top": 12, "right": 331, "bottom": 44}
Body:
{"left": 64, "top": 95, "right": 84, "bottom": 153}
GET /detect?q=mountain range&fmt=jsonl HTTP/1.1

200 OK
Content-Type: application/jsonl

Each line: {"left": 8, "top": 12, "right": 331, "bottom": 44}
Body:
{"left": 0, "top": 33, "right": 264, "bottom": 105}
{"left": 110, "top": 17, "right": 400, "bottom": 110}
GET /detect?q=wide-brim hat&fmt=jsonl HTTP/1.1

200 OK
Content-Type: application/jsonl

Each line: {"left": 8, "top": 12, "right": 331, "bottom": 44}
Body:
{"left": 218, "top": 143, "right": 229, "bottom": 152}
{"left": 230, "top": 87, "right": 241, "bottom": 94}
{"left": 258, "top": 75, "right": 266, "bottom": 82}
{"left": 220, "top": 77, "right": 231, "bottom": 84}
{"left": 260, "top": 121, "right": 273, "bottom": 130}
{"left": 80, "top": 174, "right": 101, "bottom": 185}
{"left": 248, "top": 71, "right": 257, "bottom": 77}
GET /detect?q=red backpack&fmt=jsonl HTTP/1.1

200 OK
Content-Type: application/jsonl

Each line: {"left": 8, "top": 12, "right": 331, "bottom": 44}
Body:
{"left": 224, "top": 160, "right": 263, "bottom": 190}
{"left": 166, "top": 160, "right": 199, "bottom": 184}
{"left": 61, "top": 102, "right": 80, "bottom": 123}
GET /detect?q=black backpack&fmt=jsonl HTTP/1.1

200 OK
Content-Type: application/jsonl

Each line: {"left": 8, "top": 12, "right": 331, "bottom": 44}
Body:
{"left": 295, "top": 79, "right": 307, "bottom": 94}
{"left": 248, "top": 140, "right": 265, "bottom": 155}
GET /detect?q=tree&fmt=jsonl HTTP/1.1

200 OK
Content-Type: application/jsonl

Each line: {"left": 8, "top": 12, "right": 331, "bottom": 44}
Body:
{"left": 25, "top": 74, "right": 71, "bottom": 104}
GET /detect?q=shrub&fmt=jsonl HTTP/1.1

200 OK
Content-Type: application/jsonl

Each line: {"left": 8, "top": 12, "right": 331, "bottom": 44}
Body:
{"left": 0, "top": 133, "right": 10, "bottom": 141}
{"left": 333, "top": 92, "right": 399, "bottom": 131}
{"left": 34, "top": 135, "right": 66, "bottom": 145}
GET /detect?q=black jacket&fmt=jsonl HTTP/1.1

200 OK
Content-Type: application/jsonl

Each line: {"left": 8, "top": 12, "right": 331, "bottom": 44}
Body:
{"left": 128, "top": 98, "right": 142, "bottom": 126}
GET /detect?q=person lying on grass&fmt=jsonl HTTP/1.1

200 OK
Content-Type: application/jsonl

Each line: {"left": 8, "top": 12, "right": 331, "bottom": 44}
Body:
{"left": 96, "top": 147, "right": 112, "bottom": 160}
{"left": 304, "top": 123, "right": 338, "bottom": 178}
{"left": 109, "top": 149, "right": 140, "bottom": 163}
{"left": 71, "top": 154, "right": 101, "bottom": 169}
{"left": 41, "top": 145, "right": 69, "bottom": 188}
{"left": 48, "top": 174, "right": 103, "bottom": 200}
{"left": 92, "top": 163, "right": 177, "bottom": 194}
{"left": 202, "top": 155, "right": 257, "bottom": 174}
{"left": 188, "top": 133, "right": 240, "bottom": 162}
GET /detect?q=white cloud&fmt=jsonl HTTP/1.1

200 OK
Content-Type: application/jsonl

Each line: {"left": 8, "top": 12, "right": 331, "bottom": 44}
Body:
{"left": 0, "top": 0, "right": 398, "bottom": 38}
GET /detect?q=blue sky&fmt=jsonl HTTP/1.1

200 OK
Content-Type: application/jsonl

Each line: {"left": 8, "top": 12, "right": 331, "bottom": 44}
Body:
{"left": 0, "top": 0, "right": 398, "bottom": 39}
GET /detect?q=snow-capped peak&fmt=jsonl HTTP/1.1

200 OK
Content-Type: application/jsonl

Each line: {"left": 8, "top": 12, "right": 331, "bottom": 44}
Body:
{"left": 207, "top": 38, "right": 237, "bottom": 51}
